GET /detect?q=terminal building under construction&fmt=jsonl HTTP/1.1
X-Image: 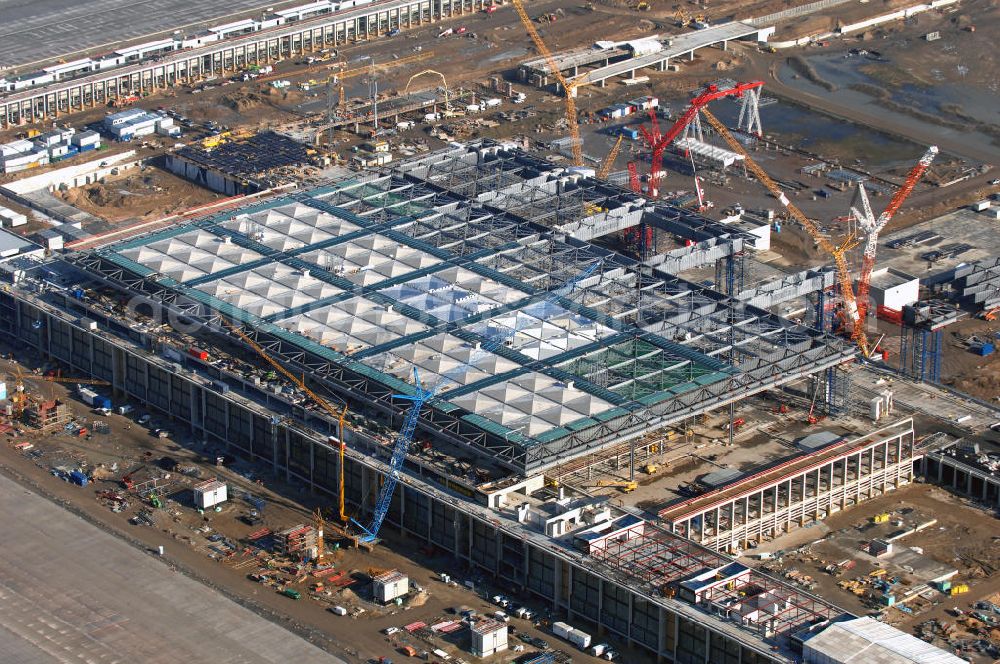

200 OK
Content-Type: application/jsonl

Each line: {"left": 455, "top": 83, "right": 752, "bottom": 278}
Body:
{"left": 0, "top": 141, "right": 939, "bottom": 664}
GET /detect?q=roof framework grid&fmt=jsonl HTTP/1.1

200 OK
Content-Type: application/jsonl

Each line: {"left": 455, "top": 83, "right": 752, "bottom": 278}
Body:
{"left": 74, "top": 141, "right": 857, "bottom": 474}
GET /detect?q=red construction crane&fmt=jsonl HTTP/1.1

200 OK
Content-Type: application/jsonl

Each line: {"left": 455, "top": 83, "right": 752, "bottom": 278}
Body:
{"left": 627, "top": 161, "right": 641, "bottom": 194}
{"left": 639, "top": 81, "right": 763, "bottom": 198}
{"left": 851, "top": 146, "right": 938, "bottom": 345}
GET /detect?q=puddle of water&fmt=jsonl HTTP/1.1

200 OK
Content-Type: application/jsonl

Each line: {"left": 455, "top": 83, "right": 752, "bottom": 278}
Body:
{"left": 776, "top": 54, "right": 999, "bottom": 158}
{"left": 711, "top": 98, "right": 922, "bottom": 169}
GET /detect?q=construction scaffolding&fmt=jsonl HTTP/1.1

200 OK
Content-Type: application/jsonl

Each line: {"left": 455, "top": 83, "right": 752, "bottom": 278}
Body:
{"left": 273, "top": 524, "right": 317, "bottom": 558}
{"left": 25, "top": 399, "right": 71, "bottom": 431}
{"left": 898, "top": 303, "right": 958, "bottom": 383}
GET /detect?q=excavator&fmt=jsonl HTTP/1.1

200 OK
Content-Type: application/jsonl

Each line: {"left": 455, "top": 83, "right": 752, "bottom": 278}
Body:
{"left": 121, "top": 464, "right": 146, "bottom": 490}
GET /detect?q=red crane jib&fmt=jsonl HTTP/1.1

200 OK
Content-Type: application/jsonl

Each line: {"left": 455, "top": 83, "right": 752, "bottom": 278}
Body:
{"left": 642, "top": 81, "right": 764, "bottom": 194}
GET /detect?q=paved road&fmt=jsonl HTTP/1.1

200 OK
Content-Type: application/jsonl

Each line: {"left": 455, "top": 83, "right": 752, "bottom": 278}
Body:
{"left": 0, "top": 472, "right": 344, "bottom": 664}
{"left": 0, "top": 0, "right": 301, "bottom": 70}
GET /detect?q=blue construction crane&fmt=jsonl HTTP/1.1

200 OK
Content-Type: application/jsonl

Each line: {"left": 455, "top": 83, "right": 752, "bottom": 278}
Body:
{"left": 351, "top": 260, "right": 601, "bottom": 543}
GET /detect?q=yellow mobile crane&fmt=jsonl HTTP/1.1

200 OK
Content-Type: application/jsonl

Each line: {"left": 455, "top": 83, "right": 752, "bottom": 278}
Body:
{"left": 7, "top": 364, "right": 111, "bottom": 417}
{"left": 511, "top": 0, "right": 586, "bottom": 166}
{"left": 219, "top": 319, "right": 351, "bottom": 522}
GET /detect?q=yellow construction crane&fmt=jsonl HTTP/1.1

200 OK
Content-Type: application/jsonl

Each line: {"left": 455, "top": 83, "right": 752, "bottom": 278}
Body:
{"left": 511, "top": 0, "right": 585, "bottom": 166}
{"left": 7, "top": 364, "right": 110, "bottom": 416}
{"left": 699, "top": 108, "right": 865, "bottom": 355}
{"left": 219, "top": 319, "right": 352, "bottom": 521}
{"left": 597, "top": 134, "right": 624, "bottom": 180}
{"left": 404, "top": 69, "right": 451, "bottom": 113}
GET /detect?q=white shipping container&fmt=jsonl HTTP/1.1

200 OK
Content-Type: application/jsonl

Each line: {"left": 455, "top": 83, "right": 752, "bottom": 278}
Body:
{"left": 568, "top": 628, "right": 592, "bottom": 649}
{"left": 591, "top": 643, "right": 607, "bottom": 657}
{"left": 484, "top": 98, "right": 502, "bottom": 108}
{"left": 193, "top": 479, "right": 228, "bottom": 509}
{"left": 552, "top": 622, "right": 573, "bottom": 639}
{"left": 331, "top": 605, "right": 348, "bottom": 615}
{"left": 78, "top": 387, "right": 98, "bottom": 406}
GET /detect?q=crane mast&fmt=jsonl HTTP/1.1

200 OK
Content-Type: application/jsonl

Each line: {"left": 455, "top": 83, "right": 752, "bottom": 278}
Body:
{"left": 352, "top": 261, "right": 602, "bottom": 543}
{"left": 698, "top": 107, "right": 865, "bottom": 355}
{"left": 597, "top": 134, "right": 624, "bottom": 180}
{"left": 219, "top": 319, "right": 352, "bottom": 521}
{"left": 640, "top": 82, "right": 763, "bottom": 197}
{"left": 511, "top": 0, "right": 583, "bottom": 166}
{"left": 852, "top": 146, "right": 937, "bottom": 340}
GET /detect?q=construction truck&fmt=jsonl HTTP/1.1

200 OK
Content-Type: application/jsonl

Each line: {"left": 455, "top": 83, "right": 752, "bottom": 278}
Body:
{"left": 109, "top": 94, "right": 140, "bottom": 108}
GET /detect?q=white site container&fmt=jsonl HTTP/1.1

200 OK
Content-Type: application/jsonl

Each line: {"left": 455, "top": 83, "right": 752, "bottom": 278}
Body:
{"left": 552, "top": 622, "right": 573, "bottom": 639}
{"left": 193, "top": 478, "right": 228, "bottom": 509}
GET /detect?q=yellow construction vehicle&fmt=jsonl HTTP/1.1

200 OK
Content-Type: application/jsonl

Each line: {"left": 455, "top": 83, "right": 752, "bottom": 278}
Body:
{"left": 643, "top": 463, "right": 658, "bottom": 474}
{"left": 596, "top": 480, "right": 638, "bottom": 493}
{"left": 6, "top": 364, "right": 110, "bottom": 417}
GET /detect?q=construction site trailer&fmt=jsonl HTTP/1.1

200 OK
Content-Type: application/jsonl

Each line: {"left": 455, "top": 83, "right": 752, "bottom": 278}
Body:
{"left": 372, "top": 569, "right": 409, "bottom": 604}
{"left": 470, "top": 618, "right": 508, "bottom": 657}
{"left": 193, "top": 479, "right": 228, "bottom": 509}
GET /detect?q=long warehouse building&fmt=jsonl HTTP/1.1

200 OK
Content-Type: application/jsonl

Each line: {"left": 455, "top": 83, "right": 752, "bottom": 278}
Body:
{"left": 0, "top": 0, "right": 490, "bottom": 128}
{"left": 0, "top": 142, "right": 953, "bottom": 664}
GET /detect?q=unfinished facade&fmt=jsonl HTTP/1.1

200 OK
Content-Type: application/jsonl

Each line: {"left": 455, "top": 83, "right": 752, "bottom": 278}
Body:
{"left": 660, "top": 420, "right": 919, "bottom": 552}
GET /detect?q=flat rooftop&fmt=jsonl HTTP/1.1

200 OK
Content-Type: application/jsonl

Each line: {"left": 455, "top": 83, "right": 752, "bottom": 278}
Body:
{"left": 0, "top": 0, "right": 304, "bottom": 69}
{"left": 75, "top": 142, "right": 856, "bottom": 474}
{"left": 171, "top": 131, "right": 313, "bottom": 184}
{"left": 869, "top": 267, "right": 916, "bottom": 289}
{"left": 660, "top": 418, "right": 914, "bottom": 522}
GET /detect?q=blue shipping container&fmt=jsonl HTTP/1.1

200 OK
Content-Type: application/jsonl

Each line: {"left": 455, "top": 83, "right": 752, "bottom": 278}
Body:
{"left": 618, "top": 127, "right": 639, "bottom": 140}
{"left": 69, "top": 471, "right": 89, "bottom": 486}
{"left": 976, "top": 343, "right": 994, "bottom": 356}
{"left": 93, "top": 395, "right": 112, "bottom": 410}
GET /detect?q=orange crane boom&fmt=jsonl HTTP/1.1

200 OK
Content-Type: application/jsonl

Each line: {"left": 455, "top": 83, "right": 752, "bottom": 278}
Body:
{"left": 511, "top": 0, "right": 584, "bottom": 166}
{"left": 699, "top": 108, "right": 865, "bottom": 355}
{"left": 597, "top": 134, "right": 624, "bottom": 180}
{"left": 220, "top": 319, "right": 351, "bottom": 521}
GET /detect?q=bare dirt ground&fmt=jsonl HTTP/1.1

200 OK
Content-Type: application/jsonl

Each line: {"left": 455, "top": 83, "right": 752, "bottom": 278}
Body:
{"left": 54, "top": 165, "right": 222, "bottom": 223}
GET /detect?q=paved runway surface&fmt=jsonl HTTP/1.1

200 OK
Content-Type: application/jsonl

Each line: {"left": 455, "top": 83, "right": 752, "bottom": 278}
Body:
{"left": 0, "top": 0, "right": 296, "bottom": 69}
{"left": 0, "top": 472, "right": 343, "bottom": 663}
